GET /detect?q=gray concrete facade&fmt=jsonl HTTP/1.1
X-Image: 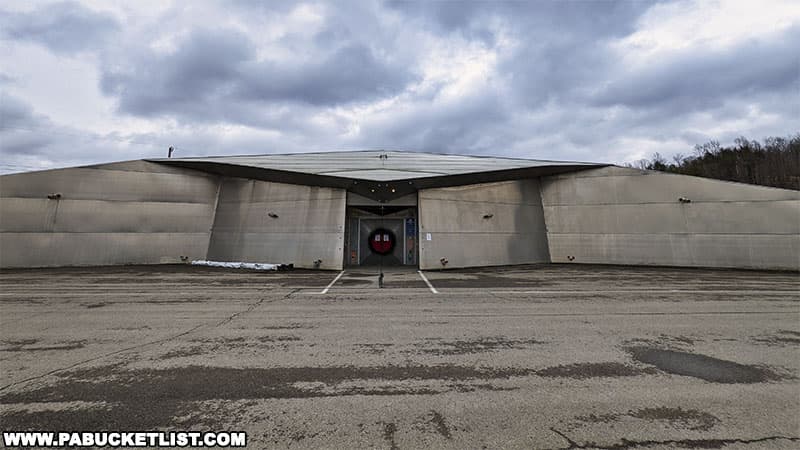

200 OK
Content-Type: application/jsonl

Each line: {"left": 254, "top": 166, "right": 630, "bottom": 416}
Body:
{"left": 0, "top": 163, "right": 347, "bottom": 270}
{"left": 541, "top": 166, "right": 800, "bottom": 270}
{"left": 0, "top": 161, "right": 219, "bottom": 268}
{"left": 2, "top": 154, "right": 797, "bottom": 271}
{"left": 207, "top": 177, "right": 346, "bottom": 270}
{"left": 418, "top": 179, "right": 551, "bottom": 270}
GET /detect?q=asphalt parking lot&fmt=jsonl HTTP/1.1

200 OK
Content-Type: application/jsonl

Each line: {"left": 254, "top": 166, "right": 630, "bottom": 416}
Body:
{"left": 1, "top": 264, "right": 798, "bottom": 449}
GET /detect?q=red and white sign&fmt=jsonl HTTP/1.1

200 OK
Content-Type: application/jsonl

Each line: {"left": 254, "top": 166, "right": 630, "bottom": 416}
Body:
{"left": 368, "top": 228, "right": 395, "bottom": 255}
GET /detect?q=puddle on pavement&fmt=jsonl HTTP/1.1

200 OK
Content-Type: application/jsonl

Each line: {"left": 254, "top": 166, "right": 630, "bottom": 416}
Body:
{"left": 627, "top": 346, "right": 787, "bottom": 384}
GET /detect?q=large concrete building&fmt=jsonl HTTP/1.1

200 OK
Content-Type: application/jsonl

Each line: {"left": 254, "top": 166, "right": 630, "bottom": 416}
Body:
{"left": 1, "top": 151, "right": 798, "bottom": 271}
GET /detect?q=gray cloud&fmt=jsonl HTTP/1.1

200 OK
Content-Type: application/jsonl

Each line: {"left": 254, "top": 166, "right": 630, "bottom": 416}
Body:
{"left": 0, "top": 93, "right": 57, "bottom": 162}
{"left": 387, "top": 0, "right": 653, "bottom": 109}
{"left": 100, "top": 26, "right": 415, "bottom": 122}
{"left": 237, "top": 44, "right": 414, "bottom": 106}
{"left": 592, "top": 26, "right": 800, "bottom": 112}
{"left": 0, "top": 1, "right": 119, "bottom": 54}
{"left": 388, "top": 0, "right": 650, "bottom": 48}
{"left": 101, "top": 29, "right": 254, "bottom": 117}
{"left": 0, "top": 0, "right": 797, "bottom": 173}
{"left": 0, "top": 94, "right": 174, "bottom": 172}
{"left": 357, "top": 92, "right": 511, "bottom": 154}
{"left": 499, "top": 3, "right": 653, "bottom": 108}
{"left": 0, "top": 93, "right": 39, "bottom": 129}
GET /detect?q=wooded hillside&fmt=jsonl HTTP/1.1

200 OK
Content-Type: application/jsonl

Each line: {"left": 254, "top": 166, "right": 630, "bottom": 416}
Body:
{"left": 628, "top": 135, "right": 800, "bottom": 190}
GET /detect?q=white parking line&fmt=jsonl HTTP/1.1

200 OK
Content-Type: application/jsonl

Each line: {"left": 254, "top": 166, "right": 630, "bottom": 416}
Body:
{"left": 320, "top": 270, "right": 345, "bottom": 294}
{"left": 417, "top": 270, "right": 439, "bottom": 294}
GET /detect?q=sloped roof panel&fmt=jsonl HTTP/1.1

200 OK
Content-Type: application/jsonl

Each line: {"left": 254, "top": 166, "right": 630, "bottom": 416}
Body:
{"left": 319, "top": 169, "right": 442, "bottom": 181}
{"left": 154, "top": 150, "right": 600, "bottom": 182}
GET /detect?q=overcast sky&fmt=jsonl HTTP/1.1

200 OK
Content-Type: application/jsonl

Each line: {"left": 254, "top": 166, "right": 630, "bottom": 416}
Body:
{"left": 0, "top": 0, "right": 798, "bottom": 173}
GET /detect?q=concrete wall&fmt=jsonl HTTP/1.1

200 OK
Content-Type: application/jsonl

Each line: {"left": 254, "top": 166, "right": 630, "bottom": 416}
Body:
{"left": 541, "top": 166, "right": 800, "bottom": 270}
{"left": 207, "top": 177, "right": 346, "bottom": 270}
{"left": 418, "top": 179, "right": 550, "bottom": 270}
{"left": 0, "top": 161, "right": 220, "bottom": 268}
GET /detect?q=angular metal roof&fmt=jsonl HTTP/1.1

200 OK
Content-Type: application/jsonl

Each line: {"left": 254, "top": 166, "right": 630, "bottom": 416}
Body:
{"left": 154, "top": 150, "right": 600, "bottom": 181}
{"left": 151, "top": 150, "right": 605, "bottom": 200}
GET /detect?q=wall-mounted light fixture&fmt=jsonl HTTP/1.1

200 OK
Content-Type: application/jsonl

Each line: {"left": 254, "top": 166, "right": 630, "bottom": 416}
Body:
{"left": 678, "top": 197, "right": 691, "bottom": 203}
{"left": 47, "top": 193, "right": 62, "bottom": 200}
{"left": 483, "top": 213, "right": 494, "bottom": 219}
{"left": 267, "top": 212, "right": 279, "bottom": 218}
{"left": 313, "top": 259, "right": 322, "bottom": 268}
{"left": 440, "top": 257, "right": 449, "bottom": 266}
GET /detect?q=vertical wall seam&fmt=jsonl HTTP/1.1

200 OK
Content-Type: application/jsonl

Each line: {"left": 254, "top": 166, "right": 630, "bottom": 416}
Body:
{"left": 336, "top": 188, "right": 346, "bottom": 270}
{"left": 539, "top": 175, "right": 556, "bottom": 263}
{"left": 205, "top": 175, "right": 223, "bottom": 260}
{"left": 417, "top": 189, "right": 425, "bottom": 270}
{"left": 536, "top": 177, "right": 553, "bottom": 263}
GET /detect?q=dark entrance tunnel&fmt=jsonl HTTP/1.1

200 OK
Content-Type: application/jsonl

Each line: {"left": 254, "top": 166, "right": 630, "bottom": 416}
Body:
{"left": 344, "top": 192, "right": 418, "bottom": 267}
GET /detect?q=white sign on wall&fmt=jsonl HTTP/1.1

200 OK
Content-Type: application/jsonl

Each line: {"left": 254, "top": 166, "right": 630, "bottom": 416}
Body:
{"left": 426, "top": 233, "right": 432, "bottom": 241}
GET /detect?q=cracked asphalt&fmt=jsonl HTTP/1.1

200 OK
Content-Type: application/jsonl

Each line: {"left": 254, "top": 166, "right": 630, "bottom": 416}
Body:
{"left": 0, "top": 264, "right": 798, "bottom": 449}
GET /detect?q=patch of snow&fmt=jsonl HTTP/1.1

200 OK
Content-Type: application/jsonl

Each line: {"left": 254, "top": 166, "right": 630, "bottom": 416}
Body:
{"left": 191, "top": 260, "right": 279, "bottom": 271}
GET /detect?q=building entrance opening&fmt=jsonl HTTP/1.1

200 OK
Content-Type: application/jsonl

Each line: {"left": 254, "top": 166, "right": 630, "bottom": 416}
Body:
{"left": 344, "top": 192, "right": 418, "bottom": 267}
